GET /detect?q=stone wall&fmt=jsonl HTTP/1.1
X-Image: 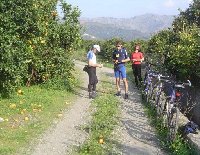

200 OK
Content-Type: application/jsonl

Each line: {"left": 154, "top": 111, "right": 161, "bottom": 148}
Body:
{"left": 141, "top": 64, "right": 200, "bottom": 126}
{"left": 188, "top": 87, "right": 200, "bottom": 126}
{"left": 164, "top": 83, "right": 200, "bottom": 126}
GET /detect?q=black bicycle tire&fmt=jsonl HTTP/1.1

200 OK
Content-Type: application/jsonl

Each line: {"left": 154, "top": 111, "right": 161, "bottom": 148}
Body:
{"left": 144, "top": 85, "right": 149, "bottom": 103}
{"left": 150, "top": 85, "right": 158, "bottom": 108}
{"left": 162, "top": 99, "right": 169, "bottom": 128}
{"left": 168, "top": 106, "right": 179, "bottom": 141}
{"left": 156, "top": 91, "right": 165, "bottom": 117}
{"left": 156, "top": 93, "right": 162, "bottom": 117}
{"left": 147, "top": 82, "right": 153, "bottom": 104}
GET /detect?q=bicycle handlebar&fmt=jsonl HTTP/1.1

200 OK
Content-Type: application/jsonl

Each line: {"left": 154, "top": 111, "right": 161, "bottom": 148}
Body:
{"left": 175, "top": 80, "right": 192, "bottom": 88}
{"left": 186, "top": 80, "right": 192, "bottom": 86}
{"left": 158, "top": 74, "right": 170, "bottom": 79}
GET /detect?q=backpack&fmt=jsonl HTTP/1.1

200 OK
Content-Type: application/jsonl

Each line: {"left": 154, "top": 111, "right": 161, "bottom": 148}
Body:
{"left": 83, "top": 65, "right": 89, "bottom": 73}
{"left": 184, "top": 121, "right": 199, "bottom": 134}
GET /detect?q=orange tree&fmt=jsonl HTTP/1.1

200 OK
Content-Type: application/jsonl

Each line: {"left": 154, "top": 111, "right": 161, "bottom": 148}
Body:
{"left": 146, "top": 0, "right": 200, "bottom": 82}
{"left": 171, "top": 0, "right": 200, "bottom": 80}
{"left": 0, "top": 0, "right": 81, "bottom": 97}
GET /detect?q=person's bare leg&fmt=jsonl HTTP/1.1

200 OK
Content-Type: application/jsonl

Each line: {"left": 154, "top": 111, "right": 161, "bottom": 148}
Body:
{"left": 116, "top": 78, "right": 120, "bottom": 92}
{"left": 123, "top": 78, "right": 128, "bottom": 94}
{"left": 122, "top": 78, "right": 128, "bottom": 99}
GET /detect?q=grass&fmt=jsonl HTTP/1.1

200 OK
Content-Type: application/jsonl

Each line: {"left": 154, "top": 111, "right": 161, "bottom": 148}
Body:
{"left": 0, "top": 85, "right": 75, "bottom": 155}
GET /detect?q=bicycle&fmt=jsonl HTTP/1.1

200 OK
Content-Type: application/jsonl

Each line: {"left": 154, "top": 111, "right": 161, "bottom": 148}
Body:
{"left": 142, "top": 62, "right": 158, "bottom": 104}
{"left": 150, "top": 74, "right": 170, "bottom": 118}
{"left": 162, "top": 80, "right": 192, "bottom": 141}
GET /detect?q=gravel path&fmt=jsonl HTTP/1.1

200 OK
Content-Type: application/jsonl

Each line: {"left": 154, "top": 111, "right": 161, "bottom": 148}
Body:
{"left": 117, "top": 88, "right": 166, "bottom": 155}
{"left": 101, "top": 66, "right": 166, "bottom": 155}
{"left": 22, "top": 61, "right": 166, "bottom": 155}
{"left": 25, "top": 61, "right": 93, "bottom": 155}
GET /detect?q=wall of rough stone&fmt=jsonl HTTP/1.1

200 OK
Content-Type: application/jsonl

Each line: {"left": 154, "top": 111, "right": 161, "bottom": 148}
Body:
{"left": 167, "top": 84, "right": 200, "bottom": 126}
{"left": 188, "top": 87, "right": 200, "bottom": 126}
{"left": 141, "top": 65, "right": 200, "bottom": 126}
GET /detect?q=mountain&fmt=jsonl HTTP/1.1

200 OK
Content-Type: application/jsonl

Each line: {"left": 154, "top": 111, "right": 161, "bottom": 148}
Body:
{"left": 80, "top": 13, "right": 175, "bottom": 41}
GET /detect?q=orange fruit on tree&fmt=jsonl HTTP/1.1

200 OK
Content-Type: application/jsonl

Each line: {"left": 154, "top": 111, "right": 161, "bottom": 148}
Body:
{"left": 51, "top": 11, "right": 57, "bottom": 17}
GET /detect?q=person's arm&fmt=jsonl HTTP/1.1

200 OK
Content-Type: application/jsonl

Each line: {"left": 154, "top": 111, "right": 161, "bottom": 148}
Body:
{"left": 88, "top": 59, "right": 102, "bottom": 68}
{"left": 121, "top": 57, "right": 130, "bottom": 63}
{"left": 121, "top": 50, "right": 130, "bottom": 63}
{"left": 140, "top": 52, "right": 144, "bottom": 62}
{"left": 112, "top": 51, "right": 118, "bottom": 64}
{"left": 87, "top": 52, "right": 103, "bottom": 67}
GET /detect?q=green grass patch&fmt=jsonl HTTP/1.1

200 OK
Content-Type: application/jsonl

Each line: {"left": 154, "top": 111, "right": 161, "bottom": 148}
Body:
{"left": 79, "top": 95, "right": 120, "bottom": 155}
{"left": 0, "top": 85, "right": 75, "bottom": 155}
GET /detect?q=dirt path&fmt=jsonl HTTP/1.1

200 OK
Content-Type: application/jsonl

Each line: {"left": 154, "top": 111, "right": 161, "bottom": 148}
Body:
{"left": 23, "top": 61, "right": 93, "bottom": 155}
{"left": 23, "top": 61, "right": 165, "bottom": 155}
{"left": 117, "top": 87, "right": 166, "bottom": 154}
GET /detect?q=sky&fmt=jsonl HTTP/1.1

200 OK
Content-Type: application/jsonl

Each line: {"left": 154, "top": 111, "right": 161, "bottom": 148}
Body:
{"left": 61, "top": 0, "right": 193, "bottom": 18}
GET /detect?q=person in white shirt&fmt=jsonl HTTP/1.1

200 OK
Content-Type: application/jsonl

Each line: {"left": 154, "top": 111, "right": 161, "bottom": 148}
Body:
{"left": 87, "top": 45, "right": 103, "bottom": 99}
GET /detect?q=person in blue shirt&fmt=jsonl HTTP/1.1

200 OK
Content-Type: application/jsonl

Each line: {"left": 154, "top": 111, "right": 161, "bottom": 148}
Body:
{"left": 87, "top": 45, "right": 103, "bottom": 99}
{"left": 112, "top": 42, "right": 130, "bottom": 99}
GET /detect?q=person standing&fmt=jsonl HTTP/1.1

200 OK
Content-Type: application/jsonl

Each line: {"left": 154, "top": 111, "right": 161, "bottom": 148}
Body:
{"left": 131, "top": 44, "right": 144, "bottom": 87}
{"left": 112, "top": 42, "right": 130, "bottom": 99}
{"left": 87, "top": 45, "right": 103, "bottom": 99}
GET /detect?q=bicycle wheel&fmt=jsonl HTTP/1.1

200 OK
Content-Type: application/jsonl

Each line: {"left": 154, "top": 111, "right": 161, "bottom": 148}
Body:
{"left": 156, "top": 91, "right": 165, "bottom": 118}
{"left": 168, "top": 106, "right": 179, "bottom": 141}
{"left": 150, "top": 85, "right": 158, "bottom": 108}
{"left": 162, "top": 99, "right": 169, "bottom": 128}
{"left": 147, "top": 82, "right": 153, "bottom": 103}
{"left": 142, "top": 84, "right": 148, "bottom": 103}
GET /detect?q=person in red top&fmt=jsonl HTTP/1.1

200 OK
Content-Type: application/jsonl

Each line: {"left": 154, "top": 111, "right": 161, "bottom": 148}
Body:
{"left": 131, "top": 45, "right": 144, "bottom": 87}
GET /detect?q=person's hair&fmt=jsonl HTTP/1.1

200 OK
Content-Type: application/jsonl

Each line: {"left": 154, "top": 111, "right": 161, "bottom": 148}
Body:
{"left": 135, "top": 44, "right": 141, "bottom": 52}
{"left": 116, "top": 41, "right": 122, "bottom": 46}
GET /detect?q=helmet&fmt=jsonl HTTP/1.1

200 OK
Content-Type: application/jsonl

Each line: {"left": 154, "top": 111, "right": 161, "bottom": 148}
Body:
{"left": 93, "top": 45, "right": 100, "bottom": 52}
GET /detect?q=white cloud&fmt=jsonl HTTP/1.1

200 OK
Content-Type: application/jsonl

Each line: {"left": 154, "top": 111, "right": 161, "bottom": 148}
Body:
{"left": 164, "top": 0, "right": 175, "bottom": 8}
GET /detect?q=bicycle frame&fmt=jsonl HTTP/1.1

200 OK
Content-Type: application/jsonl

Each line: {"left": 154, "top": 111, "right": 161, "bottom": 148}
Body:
{"left": 163, "top": 80, "right": 191, "bottom": 141}
{"left": 143, "top": 71, "right": 158, "bottom": 104}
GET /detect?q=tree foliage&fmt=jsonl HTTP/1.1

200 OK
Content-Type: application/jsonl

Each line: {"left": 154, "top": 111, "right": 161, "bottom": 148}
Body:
{"left": 146, "top": 0, "right": 200, "bottom": 83}
{"left": 0, "top": 0, "right": 81, "bottom": 97}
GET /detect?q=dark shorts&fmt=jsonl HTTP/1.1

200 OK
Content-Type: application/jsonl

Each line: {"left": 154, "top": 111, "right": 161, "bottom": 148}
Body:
{"left": 114, "top": 65, "right": 127, "bottom": 79}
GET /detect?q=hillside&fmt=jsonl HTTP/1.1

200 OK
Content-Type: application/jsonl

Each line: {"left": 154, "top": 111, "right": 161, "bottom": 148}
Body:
{"left": 80, "top": 13, "right": 175, "bottom": 41}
